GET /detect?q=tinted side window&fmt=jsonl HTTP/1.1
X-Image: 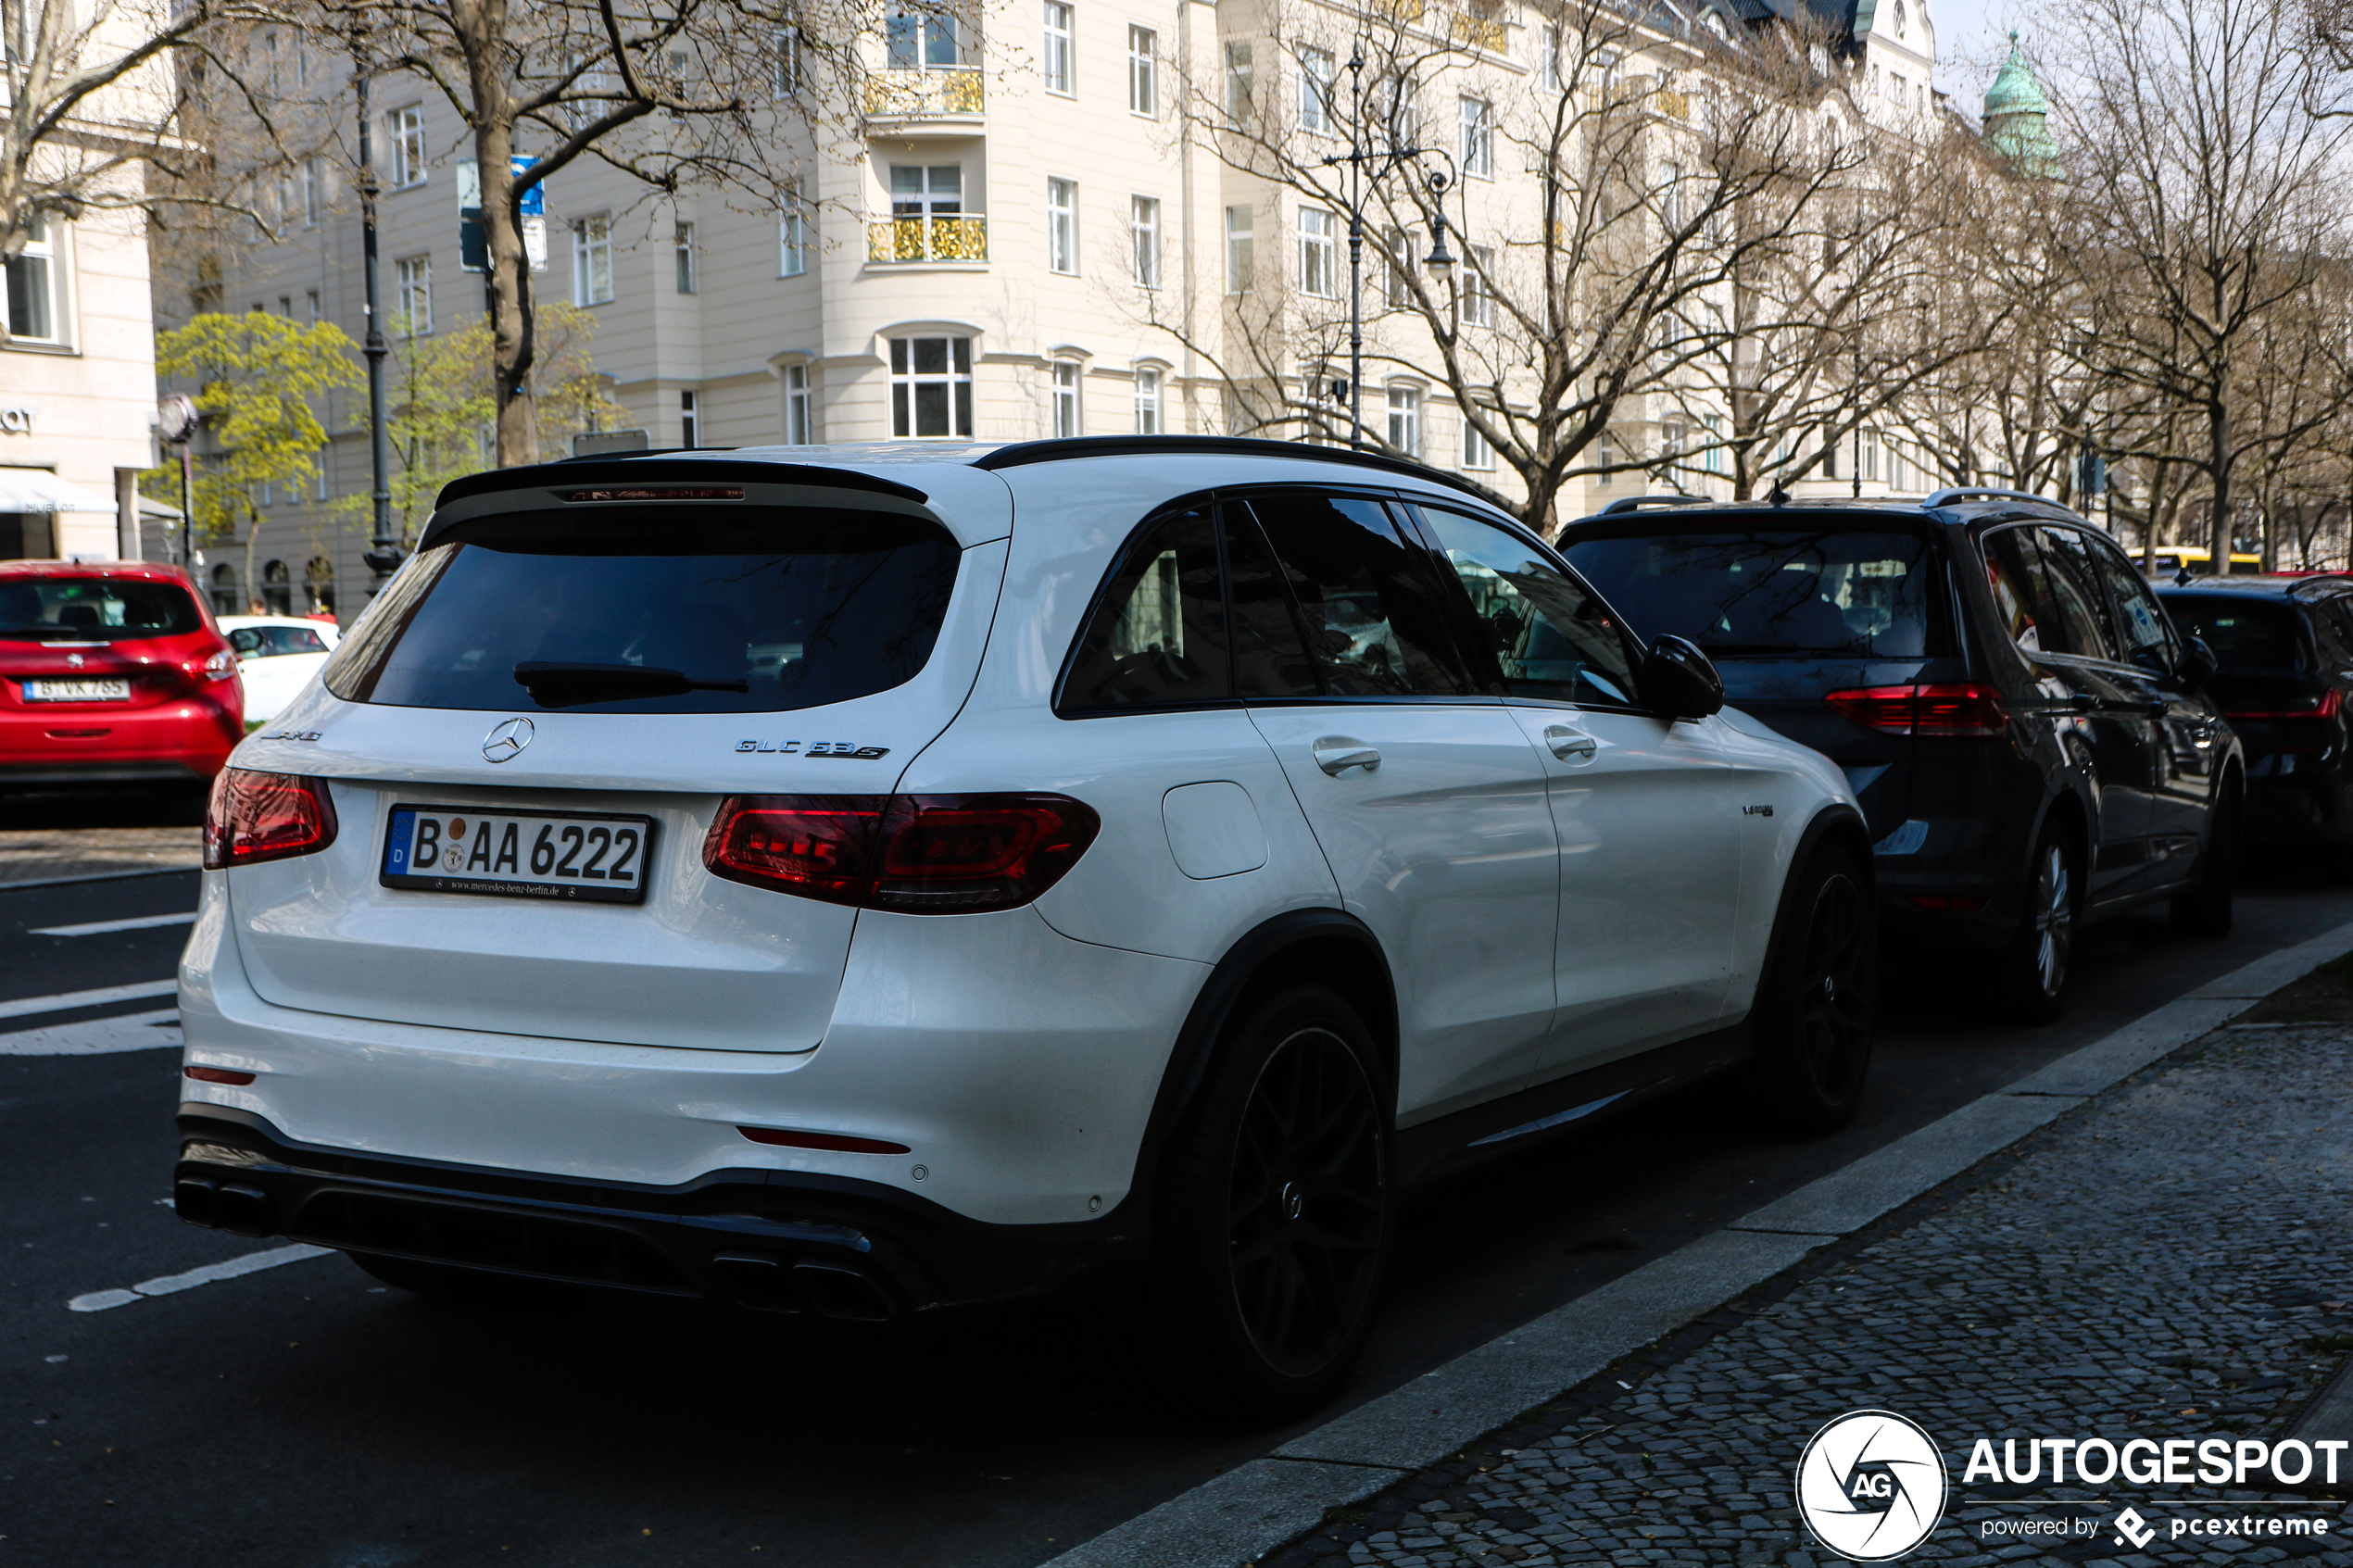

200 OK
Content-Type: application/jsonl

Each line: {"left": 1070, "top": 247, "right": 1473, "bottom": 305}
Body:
{"left": 1243, "top": 493, "right": 1476, "bottom": 697}
{"left": 1224, "top": 509, "right": 1322, "bottom": 699}
{"left": 2083, "top": 538, "right": 2178, "bottom": 669}
{"left": 1415, "top": 505, "right": 1641, "bottom": 708}
{"left": 2314, "top": 597, "right": 2353, "bottom": 670}
{"left": 1982, "top": 525, "right": 2108, "bottom": 660}
{"left": 1061, "top": 508, "right": 1230, "bottom": 711}
{"left": 2037, "top": 528, "right": 2122, "bottom": 661}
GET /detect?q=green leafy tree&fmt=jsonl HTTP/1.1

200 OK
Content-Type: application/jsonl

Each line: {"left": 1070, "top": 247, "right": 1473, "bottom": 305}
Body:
{"left": 154, "top": 311, "right": 361, "bottom": 603}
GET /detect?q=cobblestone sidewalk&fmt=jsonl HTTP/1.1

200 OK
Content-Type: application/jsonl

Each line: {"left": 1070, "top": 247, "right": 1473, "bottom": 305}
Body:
{"left": 1262, "top": 1023, "right": 2353, "bottom": 1568}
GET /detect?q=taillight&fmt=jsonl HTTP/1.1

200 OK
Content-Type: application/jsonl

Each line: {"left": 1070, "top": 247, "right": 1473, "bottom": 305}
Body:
{"left": 188, "top": 647, "right": 238, "bottom": 683}
{"left": 203, "top": 769, "right": 339, "bottom": 870}
{"left": 1826, "top": 683, "right": 2008, "bottom": 738}
{"left": 703, "top": 793, "right": 1101, "bottom": 913}
{"left": 2228, "top": 688, "right": 2342, "bottom": 721}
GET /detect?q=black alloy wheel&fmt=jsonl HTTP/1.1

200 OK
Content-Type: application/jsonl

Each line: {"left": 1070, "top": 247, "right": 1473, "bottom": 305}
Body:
{"left": 2001, "top": 830, "right": 2076, "bottom": 1024}
{"left": 2171, "top": 786, "right": 2237, "bottom": 939}
{"left": 1747, "top": 846, "right": 1876, "bottom": 1135}
{"left": 1122, "top": 983, "right": 1393, "bottom": 1423}
{"left": 1225, "top": 1024, "right": 1388, "bottom": 1379}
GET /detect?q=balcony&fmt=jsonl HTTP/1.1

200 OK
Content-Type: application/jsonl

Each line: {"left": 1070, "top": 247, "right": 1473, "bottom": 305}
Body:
{"left": 862, "top": 67, "right": 986, "bottom": 127}
{"left": 868, "top": 214, "right": 988, "bottom": 264}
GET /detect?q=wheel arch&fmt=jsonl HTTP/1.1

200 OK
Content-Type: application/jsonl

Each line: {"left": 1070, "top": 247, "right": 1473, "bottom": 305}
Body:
{"left": 1748, "top": 803, "right": 1872, "bottom": 1028}
{"left": 2033, "top": 786, "right": 2092, "bottom": 910}
{"left": 1125, "top": 909, "right": 1399, "bottom": 1206}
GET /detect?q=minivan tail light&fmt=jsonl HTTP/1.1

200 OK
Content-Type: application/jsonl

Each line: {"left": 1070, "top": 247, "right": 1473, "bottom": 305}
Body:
{"left": 1825, "top": 683, "right": 2008, "bottom": 738}
{"left": 703, "top": 793, "right": 1101, "bottom": 913}
{"left": 2227, "top": 688, "right": 2342, "bottom": 721}
{"left": 204, "top": 769, "right": 339, "bottom": 869}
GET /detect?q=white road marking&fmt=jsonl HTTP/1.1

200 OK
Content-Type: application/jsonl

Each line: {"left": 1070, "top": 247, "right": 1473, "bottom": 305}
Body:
{"left": 68, "top": 1244, "right": 333, "bottom": 1312}
{"left": 0, "top": 979, "right": 176, "bottom": 1021}
{"left": 0, "top": 1009, "right": 180, "bottom": 1057}
{"left": 30, "top": 912, "right": 196, "bottom": 937}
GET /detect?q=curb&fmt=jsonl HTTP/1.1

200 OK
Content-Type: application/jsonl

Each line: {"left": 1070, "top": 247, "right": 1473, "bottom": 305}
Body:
{"left": 1041, "top": 919, "right": 2353, "bottom": 1568}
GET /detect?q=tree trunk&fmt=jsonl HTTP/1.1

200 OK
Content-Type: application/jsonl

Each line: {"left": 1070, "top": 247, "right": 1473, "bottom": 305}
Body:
{"left": 456, "top": 0, "right": 539, "bottom": 468}
{"left": 2206, "top": 399, "right": 2232, "bottom": 575}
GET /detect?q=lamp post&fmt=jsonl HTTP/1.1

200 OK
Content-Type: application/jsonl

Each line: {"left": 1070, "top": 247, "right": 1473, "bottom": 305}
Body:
{"left": 354, "top": 63, "right": 403, "bottom": 597}
{"left": 1325, "top": 46, "right": 1458, "bottom": 451}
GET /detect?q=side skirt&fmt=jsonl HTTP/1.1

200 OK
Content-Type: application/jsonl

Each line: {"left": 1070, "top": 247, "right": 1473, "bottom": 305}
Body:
{"left": 1393, "top": 1017, "right": 1755, "bottom": 1194}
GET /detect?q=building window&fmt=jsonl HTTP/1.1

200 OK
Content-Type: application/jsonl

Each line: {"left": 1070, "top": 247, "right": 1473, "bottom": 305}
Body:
{"left": 1387, "top": 385, "right": 1422, "bottom": 458}
{"left": 1226, "top": 205, "right": 1254, "bottom": 294}
{"left": 1659, "top": 160, "right": 1683, "bottom": 232}
{"left": 887, "top": 4, "right": 975, "bottom": 69}
{"left": 1042, "top": 1, "right": 1073, "bottom": 94}
{"left": 1225, "top": 42, "right": 1253, "bottom": 122}
{"left": 395, "top": 256, "right": 432, "bottom": 333}
{"left": 278, "top": 295, "right": 292, "bottom": 317}
{"left": 1131, "top": 196, "right": 1161, "bottom": 288}
{"left": 1382, "top": 227, "right": 1412, "bottom": 309}
{"left": 773, "top": 25, "right": 803, "bottom": 94}
{"left": 1861, "top": 432, "right": 1880, "bottom": 482}
{"left": 889, "top": 335, "right": 973, "bottom": 438}
{"left": 261, "top": 559, "right": 294, "bottom": 616}
{"left": 208, "top": 563, "right": 241, "bottom": 615}
{"left": 1460, "top": 96, "right": 1492, "bottom": 178}
{"left": 1462, "top": 246, "right": 1494, "bottom": 327}
{"left": 389, "top": 105, "right": 426, "bottom": 188}
{"left": 784, "top": 364, "right": 813, "bottom": 443}
{"left": 780, "top": 181, "right": 808, "bottom": 275}
{"left": 305, "top": 289, "right": 321, "bottom": 323}
{"left": 572, "top": 216, "right": 612, "bottom": 305}
{"left": 1464, "top": 411, "right": 1493, "bottom": 470}
{"left": 674, "top": 221, "right": 697, "bottom": 293}
{"left": 1299, "top": 207, "right": 1335, "bottom": 297}
{"left": 1299, "top": 46, "right": 1334, "bottom": 134}
{"left": 1052, "top": 360, "right": 1081, "bottom": 436}
{"left": 1128, "top": 26, "right": 1157, "bottom": 115}
{"left": 1821, "top": 441, "right": 1839, "bottom": 480}
{"left": 1048, "top": 178, "right": 1077, "bottom": 274}
{"left": 1540, "top": 24, "right": 1561, "bottom": 89}
{"left": 1705, "top": 415, "right": 1724, "bottom": 473}
{"left": 678, "top": 390, "right": 700, "bottom": 448}
{"left": 301, "top": 157, "right": 323, "bottom": 226}
{"left": 1134, "top": 367, "right": 1162, "bottom": 434}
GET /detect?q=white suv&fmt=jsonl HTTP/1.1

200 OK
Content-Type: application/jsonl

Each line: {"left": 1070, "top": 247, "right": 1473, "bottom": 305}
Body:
{"left": 176, "top": 438, "right": 1870, "bottom": 1418}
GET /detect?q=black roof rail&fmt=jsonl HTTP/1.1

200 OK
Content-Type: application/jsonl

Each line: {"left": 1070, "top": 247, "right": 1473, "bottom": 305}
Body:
{"left": 1595, "top": 494, "right": 1710, "bottom": 516}
{"left": 1923, "top": 485, "right": 2070, "bottom": 511}
{"left": 969, "top": 434, "right": 1491, "bottom": 498}
{"left": 430, "top": 456, "right": 928, "bottom": 516}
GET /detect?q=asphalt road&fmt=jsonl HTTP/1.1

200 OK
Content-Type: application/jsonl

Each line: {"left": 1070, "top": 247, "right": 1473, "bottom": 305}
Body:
{"left": 6, "top": 862, "right": 2352, "bottom": 1568}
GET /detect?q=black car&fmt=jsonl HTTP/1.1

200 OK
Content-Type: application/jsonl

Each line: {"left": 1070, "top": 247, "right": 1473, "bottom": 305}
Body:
{"left": 1558, "top": 489, "right": 2242, "bottom": 1021}
{"left": 2155, "top": 575, "right": 2353, "bottom": 855}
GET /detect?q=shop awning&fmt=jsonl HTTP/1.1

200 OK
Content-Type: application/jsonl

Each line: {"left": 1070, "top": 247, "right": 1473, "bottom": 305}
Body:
{"left": 0, "top": 467, "right": 115, "bottom": 514}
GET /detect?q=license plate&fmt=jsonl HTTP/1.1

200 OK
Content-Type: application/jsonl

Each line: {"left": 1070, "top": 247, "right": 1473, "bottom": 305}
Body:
{"left": 380, "top": 805, "right": 655, "bottom": 904}
{"left": 24, "top": 679, "right": 130, "bottom": 702}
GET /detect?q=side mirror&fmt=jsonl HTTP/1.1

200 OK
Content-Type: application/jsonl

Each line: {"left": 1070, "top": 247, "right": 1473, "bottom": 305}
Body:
{"left": 2174, "top": 634, "right": 2219, "bottom": 692}
{"left": 1642, "top": 633, "right": 1726, "bottom": 720}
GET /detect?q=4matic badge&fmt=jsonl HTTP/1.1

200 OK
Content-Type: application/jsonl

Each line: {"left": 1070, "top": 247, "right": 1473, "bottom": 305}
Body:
{"left": 736, "top": 739, "right": 890, "bottom": 759}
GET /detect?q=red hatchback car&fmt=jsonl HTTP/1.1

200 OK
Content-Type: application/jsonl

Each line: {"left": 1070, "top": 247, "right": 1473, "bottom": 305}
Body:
{"left": 0, "top": 562, "right": 244, "bottom": 790}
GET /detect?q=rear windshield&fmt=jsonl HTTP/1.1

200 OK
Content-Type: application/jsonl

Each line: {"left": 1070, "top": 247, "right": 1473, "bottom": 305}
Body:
{"left": 0, "top": 577, "right": 203, "bottom": 643}
{"left": 2159, "top": 598, "right": 2306, "bottom": 674}
{"left": 1563, "top": 529, "right": 1939, "bottom": 659}
{"left": 321, "top": 506, "right": 964, "bottom": 714}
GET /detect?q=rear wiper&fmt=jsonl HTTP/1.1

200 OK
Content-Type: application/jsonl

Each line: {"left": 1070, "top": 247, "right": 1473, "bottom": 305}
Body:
{"left": 513, "top": 660, "right": 750, "bottom": 708}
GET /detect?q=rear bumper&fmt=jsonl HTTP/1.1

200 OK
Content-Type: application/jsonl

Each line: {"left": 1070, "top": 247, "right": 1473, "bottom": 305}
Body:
{"left": 175, "top": 1109, "right": 1142, "bottom": 1316}
{"left": 0, "top": 698, "right": 238, "bottom": 784}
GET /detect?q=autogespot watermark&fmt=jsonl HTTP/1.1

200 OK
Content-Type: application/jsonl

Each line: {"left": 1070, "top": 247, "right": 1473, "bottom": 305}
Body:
{"left": 1793, "top": 1410, "right": 2347, "bottom": 1560}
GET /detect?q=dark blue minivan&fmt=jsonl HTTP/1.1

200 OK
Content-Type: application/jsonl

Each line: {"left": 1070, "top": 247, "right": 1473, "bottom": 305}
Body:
{"left": 1558, "top": 490, "right": 2243, "bottom": 1021}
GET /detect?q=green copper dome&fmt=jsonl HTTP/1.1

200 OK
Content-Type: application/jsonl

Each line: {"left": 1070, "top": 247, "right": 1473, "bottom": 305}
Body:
{"left": 1984, "top": 32, "right": 2047, "bottom": 117}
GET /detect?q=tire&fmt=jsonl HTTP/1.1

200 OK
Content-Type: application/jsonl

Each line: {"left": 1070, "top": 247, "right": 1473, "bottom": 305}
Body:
{"left": 2171, "top": 787, "right": 2238, "bottom": 939}
{"left": 2000, "top": 827, "right": 2078, "bottom": 1024}
{"left": 1744, "top": 846, "right": 1875, "bottom": 1136}
{"left": 1122, "top": 984, "right": 1392, "bottom": 1424}
{"left": 346, "top": 1249, "right": 528, "bottom": 1304}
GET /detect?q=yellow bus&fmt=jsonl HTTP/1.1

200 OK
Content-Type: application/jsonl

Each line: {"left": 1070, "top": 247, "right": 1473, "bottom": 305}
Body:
{"left": 2146, "top": 546, "right": 2266, "bottom": 576}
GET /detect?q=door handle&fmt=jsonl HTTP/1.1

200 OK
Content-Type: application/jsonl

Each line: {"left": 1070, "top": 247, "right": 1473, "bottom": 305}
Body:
{"left": 1312, "top": 736, "right": 1381, "bottom": 776}
{"left": 1542, "top": 723, "right": 1599, "bottom": 761}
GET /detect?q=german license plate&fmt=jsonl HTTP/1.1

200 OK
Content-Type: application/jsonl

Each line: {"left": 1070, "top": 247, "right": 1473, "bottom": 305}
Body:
{"left": 380, "top": 805, "right": 655, "bottom": 904}
{"left": 23, "top": 679, "right": 130, "bottom": 702}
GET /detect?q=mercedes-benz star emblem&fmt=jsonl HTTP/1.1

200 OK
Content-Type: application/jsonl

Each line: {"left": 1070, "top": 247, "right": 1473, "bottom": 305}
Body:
{"left": 482, "top": 717, "right": 535, "bottom": 764}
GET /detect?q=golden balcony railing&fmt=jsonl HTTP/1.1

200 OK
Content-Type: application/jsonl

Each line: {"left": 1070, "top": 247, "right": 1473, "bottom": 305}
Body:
{"left": 1451, "top": 12, "right": 1507, "bottom": 52}
{"left": 862, "top": 67, "right": 987, "bottom": 119}
{"left": 867, "top": 213, "right": 989, "bottom": 263}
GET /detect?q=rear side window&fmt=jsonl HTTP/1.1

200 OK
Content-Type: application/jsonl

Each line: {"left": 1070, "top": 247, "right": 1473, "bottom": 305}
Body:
{"left": 2160, "top": 598, "right": 2307, "bottom": 674}
{"left": 1061, "top": 508, "right": 1230, "bottom": 710}
{"left": 1982, "top": 526, "right": 2112, "bottom": 659}
{"left": 0, "top": 577, "right": 203, "bottom": 642}
{"left": 1564, "top": 529, "right": 1938, "bottom": 659}
{"left": 1241, "top": 494, "right": 1476, "bottom": 697}
{"left": 322, "top": 506, "right": 963, "bottom": 714}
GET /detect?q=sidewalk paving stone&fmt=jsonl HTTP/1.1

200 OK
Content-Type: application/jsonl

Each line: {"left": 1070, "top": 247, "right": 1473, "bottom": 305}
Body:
{"left": 1253, "top": 1024, "right": 2353, "bottom": 1568}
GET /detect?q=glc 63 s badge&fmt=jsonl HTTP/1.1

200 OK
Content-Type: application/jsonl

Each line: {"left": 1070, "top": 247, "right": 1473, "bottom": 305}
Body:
{"left": 736, "top": 740, "right": 891, "bottom": 759}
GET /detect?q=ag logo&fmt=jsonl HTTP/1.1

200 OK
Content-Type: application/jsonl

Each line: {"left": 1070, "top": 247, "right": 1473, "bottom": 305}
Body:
{"left": 1794, "top": 1410, "right": 1948, "bottom": 1561}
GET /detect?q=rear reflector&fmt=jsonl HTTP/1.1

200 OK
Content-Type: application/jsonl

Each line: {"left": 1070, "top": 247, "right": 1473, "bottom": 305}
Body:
{"left": 1906, "top": 895, "right": 1989, "bottom": 911}
{"left": 1826, "top": 683, "right": 2009, "bottom": 738}
{"left": 183, "top": 1066, "right": 256, "bottom": 1085}
{"left": 738, "top": 1125, "right": 912, "bottom": 1155}
{"left": 2228, "top": 687, "right": 2342, "bottom": 721}
{"left": 705, "top": 793, "right": 1101, "bottom": 913}
{"left": 204, "top": 769, "right": 339, "bottom": 870}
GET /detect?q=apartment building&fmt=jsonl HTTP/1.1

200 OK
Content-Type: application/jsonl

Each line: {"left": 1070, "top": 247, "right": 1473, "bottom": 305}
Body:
{"left": 166, "top": 0, "right": 1945, "bottom": 611}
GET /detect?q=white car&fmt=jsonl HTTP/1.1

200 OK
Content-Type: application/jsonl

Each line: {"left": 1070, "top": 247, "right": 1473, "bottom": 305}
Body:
{"left": 218, "top": 615, "right": 340, "bottom": 724}
{"left": 174, "top": 438, "right": 1869, "bottom": 1418}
